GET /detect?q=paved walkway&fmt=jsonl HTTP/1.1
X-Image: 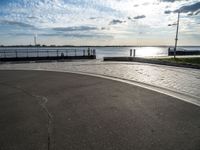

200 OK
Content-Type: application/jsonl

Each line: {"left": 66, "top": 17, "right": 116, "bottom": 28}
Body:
{"left": 0, "top": 60, "right": 200, "bottom": 99}
{"left": 0, "top": 70, "right": 200, "bottom": 150}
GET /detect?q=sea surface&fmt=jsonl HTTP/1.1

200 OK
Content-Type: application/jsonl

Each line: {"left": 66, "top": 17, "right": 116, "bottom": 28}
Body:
{"left": 94, "top": 46, "right": 200, "bottom": 58}
{"left": 0, "top": 46, "right": 200, "bottom": 59}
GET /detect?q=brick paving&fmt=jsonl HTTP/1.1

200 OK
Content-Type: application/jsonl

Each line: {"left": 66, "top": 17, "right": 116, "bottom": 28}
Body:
{"left": 0, "top": 60, "right": 199, "bottom": 99}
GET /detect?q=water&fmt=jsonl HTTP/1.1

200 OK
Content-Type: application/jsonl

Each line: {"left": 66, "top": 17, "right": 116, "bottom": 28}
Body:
{"left": 0, "top": 46, "right": 200, "bottom": 59}
{"left": 95, "top": 47, "right": 169, "bottom": 58}
{"left": 94, "top": 46, "right": 200, "bottom": 58}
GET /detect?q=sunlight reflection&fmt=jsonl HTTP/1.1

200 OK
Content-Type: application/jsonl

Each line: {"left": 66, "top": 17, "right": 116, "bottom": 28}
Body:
{"left": 135, "top": 47, "right": 168, "bottom": 57}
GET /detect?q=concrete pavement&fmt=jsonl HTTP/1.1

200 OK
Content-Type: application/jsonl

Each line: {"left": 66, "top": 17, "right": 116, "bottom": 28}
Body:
{"left": 0, "top": 70, "right": 200, "bottom": 150}
{"left": 0, "top": 60, "right": 199, "bottom": 99}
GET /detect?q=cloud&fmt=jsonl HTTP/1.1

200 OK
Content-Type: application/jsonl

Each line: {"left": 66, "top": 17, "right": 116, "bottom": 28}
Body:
{"left": 89, "top": 17, "right": 102, "bottom": 20}
{"left": 0, "top": 20, "right": 36, "bottom": 28}
{"left": 178, "top": 2, "right": 200, "bottom": 14}
{"left": 160, "top": 0, "right": 188, "bottom": 2}
{"left": 101, "top": 27, "right": 110, "bottom": 30}
{"left": 109, "top": 19, "right": 125, "bottom": 25}
{"left": 52, "top": 26, "right": 98, "bottom": 32}
{"left": 164, "top": 2, "right": 200, "bottom": 15}
{"left": 6, "top": 33, "right": 34, "bottom": 36}
{"left": 142, "top": 2, "right": 150, "bottom": 6}
{"left": 4, "top": 30, "right": 113, "bottom": 39}
{"left": 160, "top": 0, "right": 176, "bottom": 2}
{"left": 0, "top": 0, "right": 199, "bottom": 45}
{"left": 39, "top": 33, "right": 113, "bottom": 39}
{"left": 194, "top": 10, "right": 200, "bottom": 15}
{"left": 89, "top": 17, "right": 97, "bottom": 20}
{"left": 27, "top": 16, "right": 38, "bottom": 19}
{"left": 133, "top": 15, "right": 146, "bottom": 19}
{"left": 0, "top": 0, "right": 121, "bottom": 29}
{"left": 64, "top": 34, "right": 113, "bottom": 39}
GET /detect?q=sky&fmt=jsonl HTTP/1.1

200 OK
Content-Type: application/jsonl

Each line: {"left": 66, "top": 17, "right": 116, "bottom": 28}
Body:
{"left": 0, "top": 0, "right": 200, "bottom": 46}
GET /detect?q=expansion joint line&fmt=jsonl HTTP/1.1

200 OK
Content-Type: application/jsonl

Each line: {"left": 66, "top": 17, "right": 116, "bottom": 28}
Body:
{"left": 0, "top": 83, "right": 55, "bottom": 150}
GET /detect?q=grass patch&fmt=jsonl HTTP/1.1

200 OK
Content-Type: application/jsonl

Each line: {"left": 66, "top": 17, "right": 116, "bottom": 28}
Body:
{"left": 155, "top": 57, "right": 200, "bottom": 65}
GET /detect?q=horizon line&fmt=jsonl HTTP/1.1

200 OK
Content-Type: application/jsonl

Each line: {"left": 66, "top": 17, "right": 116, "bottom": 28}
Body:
{"left": 1, "top": 45, "right": 200, "bottom": 47}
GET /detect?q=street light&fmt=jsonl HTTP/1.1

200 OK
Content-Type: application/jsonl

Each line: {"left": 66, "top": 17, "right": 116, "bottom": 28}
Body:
{"left": 168, "top": 11, "right": 180, "bottom": 59}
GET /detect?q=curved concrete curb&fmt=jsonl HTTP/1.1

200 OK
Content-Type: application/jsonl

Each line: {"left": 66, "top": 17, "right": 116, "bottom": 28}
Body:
{"left": 17, "top": 68, "right": 200, "bottom": 107}
{"left": 1, "top": 68, "right": 199, "bottom": 107}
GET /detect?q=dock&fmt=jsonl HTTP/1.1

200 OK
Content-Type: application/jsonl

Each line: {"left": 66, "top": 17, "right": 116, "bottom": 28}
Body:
{"left": 168, "top": 49, "right": 200, "bottom": 56}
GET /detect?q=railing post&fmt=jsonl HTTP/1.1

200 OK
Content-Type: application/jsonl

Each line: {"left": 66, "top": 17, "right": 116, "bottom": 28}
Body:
{"left": 37, "top": 49, "right": 39, "bottom": 57}
{"left": 66, "top": 50, "right": 68, "bottom": 57}
{"left": 130, "top": 49, "right": 132, "bottom": 57}
{"left": 75, "top": 49, "right": 77, "bottom": 56}
{"left": 4, "top": 50, "right": 6, "bottom": 58}
{"left": 93, "top": 49, "right": 96, "bottom": 56}
{"left": 133, "top": 49, "right": 136, "bottom": 57}
{"left": 88, "top": 48, "right": 90, "bottom": 56}
{"left": 27, "top": 49, "right": 29, "bottom": 58}
{"left": 15, "top": 50, "right": 18, "bottom": 58}
{"left": 83, "top": 50, "right": 85, "bottom": 56}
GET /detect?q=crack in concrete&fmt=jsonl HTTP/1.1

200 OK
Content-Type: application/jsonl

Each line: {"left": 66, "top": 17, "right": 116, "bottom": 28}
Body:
{"left": 33, "top": 94, "right": 54, "bottom": 150}
{"left": 0, "top": 83, "right": 55, "bottom": 150}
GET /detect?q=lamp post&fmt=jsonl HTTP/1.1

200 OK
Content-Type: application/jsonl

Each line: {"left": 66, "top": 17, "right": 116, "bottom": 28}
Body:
{"left": 174, "top": 11, "right": 180, "bottom": 59}
{"left": 168, "top": 11, "right": 180, "bottom": 59}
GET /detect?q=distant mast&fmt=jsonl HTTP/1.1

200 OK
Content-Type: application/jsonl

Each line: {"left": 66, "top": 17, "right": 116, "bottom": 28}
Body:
{"left": 34, "top": 34, "right": 37, "bottom": 46}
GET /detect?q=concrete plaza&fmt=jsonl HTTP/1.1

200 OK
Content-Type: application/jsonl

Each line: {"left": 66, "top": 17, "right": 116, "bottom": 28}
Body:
{"left": 0, "top": 70, "right": 200, "bottom": 150}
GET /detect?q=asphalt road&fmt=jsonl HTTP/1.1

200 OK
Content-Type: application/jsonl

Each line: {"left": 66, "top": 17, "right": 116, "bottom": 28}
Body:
{"left": 0, "top": 70, "right": 200, "bottom": 150}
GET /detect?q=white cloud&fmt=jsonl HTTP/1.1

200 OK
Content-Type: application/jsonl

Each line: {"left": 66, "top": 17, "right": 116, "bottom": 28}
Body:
{"left": 0, "top": 0, "right": 199, "bottom": 45}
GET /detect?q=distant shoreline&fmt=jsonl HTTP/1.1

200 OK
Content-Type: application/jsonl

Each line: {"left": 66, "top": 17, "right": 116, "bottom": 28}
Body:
{"left": 1, "top": 45, "right": 200, "bottom": 48}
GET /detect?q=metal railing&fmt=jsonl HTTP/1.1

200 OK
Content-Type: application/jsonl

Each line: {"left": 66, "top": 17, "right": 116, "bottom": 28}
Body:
{"left": 0, "top": 48, "right": 96, "bottom": 59}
